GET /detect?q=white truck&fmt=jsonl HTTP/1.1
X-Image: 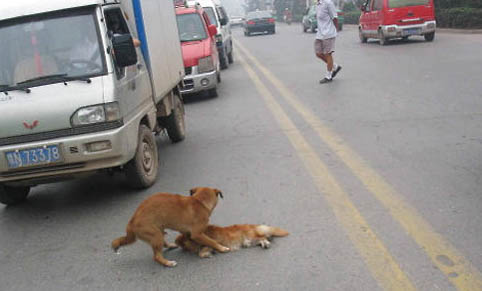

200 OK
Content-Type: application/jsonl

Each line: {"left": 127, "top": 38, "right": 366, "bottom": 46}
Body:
{"left": 0, "top": 0, "right": 186, "bottom": 205}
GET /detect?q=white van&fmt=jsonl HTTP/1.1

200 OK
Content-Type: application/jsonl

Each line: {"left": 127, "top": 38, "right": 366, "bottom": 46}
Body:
{"left": 0, "top": 0, "right": 186, "bottom": 205}
{"left": 188, "top": 0, "right": 233, "bottom": 69}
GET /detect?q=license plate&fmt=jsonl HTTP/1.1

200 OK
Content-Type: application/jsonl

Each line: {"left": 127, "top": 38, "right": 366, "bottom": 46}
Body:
{"left": 403, "top": 28, "right": 421, "bottom": 36}
{"left": 5, "top": 145, "right": 63, "bottom": 169}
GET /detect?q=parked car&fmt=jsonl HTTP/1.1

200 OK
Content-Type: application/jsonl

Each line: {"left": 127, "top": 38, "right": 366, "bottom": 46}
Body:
{"left": 359, "top": 0, "right": 436, "bottom": 45}
{"left": 244, "top": 10, "right": 276, "bottom": 36}
{"left": 0, "top": 0, "right": 186, "bottom": 205}
{"left": 302, "top": 5, "right": 344, "bottom": 33}
{"left": 187, "top": 0, "right": 233, "bottom": 69}
{"left": 176, "top": 5, "right": 220, "bottom": 97}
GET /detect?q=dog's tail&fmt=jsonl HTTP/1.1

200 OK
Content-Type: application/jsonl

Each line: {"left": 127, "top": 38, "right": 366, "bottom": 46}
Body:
{"left": 112, "top": 228, "right": 137, "bottom": 252}
{"left": 256, "top": 225, "right": 289, "bottom": 237}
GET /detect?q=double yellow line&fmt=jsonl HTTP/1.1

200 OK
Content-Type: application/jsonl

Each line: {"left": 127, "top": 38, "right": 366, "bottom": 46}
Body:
{"left": 234, "top": 39, "right": 482, "bottom": 291}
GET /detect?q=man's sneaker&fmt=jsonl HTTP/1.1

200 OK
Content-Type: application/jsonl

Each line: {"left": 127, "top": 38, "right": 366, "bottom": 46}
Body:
{"left": 319, "top": 77, "right": 332, "bottom": 84}
{"left": 332, "top": 65, "right": 342, "bottom": 79}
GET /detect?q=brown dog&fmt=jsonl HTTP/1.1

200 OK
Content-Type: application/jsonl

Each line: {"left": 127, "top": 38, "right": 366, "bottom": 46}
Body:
{"left": 175, "top": 224, "right": 289, "bottom": 258}
{"left": 111, "top": 187, "right": 230, "bottom": 267}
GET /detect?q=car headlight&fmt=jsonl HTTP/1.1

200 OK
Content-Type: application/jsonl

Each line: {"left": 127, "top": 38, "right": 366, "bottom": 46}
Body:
{"left": 198, "top": 56, "right": 215, "bottom": 73}
{"left": 71, "top": 102, "right": 121, "bottom": 126}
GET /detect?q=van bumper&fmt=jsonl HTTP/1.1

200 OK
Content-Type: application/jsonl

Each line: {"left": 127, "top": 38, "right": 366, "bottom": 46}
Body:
{"left": 180, "top": 69, "right": 217, "bottom": 94}
{"left": 0, "top": 120, "right": 139, "bottom": 186}
{"left": 381, "top": 20, "right": 436, "bottom": 38}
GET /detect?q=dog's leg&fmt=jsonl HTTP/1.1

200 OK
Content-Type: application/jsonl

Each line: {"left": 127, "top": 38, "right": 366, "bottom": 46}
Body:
{"left": 111, "top": 229, "right": 136, "bottom": 252}
{"left": 138, "top": 228, "right": 177, "bottom": 267}
{"left": 257, "top": 238, "right": 271, "bottom": 249}
{"left": 190, "top": 231, "right": 230, "bottom": 253}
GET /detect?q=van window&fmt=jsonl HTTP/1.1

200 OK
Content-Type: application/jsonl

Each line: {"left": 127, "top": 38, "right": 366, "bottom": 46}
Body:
{"left": 176, "top": 13, "right": 208, "bottom": 42}
{"left": 374, "top": 0, "right": 384, "bottom": 10}
{"left": 389, "top": 0, "right": 430, "bottom": 8}
{"left": 204, "top": 7, "right": 218, "bottom": 27}
{"left": 104, "top": 8, "right": 133, "bottom": 79}
{"left": 0, "top": 8, "right": 105, "bottom": 86}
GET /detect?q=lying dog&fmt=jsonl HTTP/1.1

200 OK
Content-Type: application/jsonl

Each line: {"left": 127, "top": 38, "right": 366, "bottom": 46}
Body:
{"left": 112, "top": 187, "right": 230, "bottom": 267}
{"left": 175, "top": 224, "right": 289, "bottom": 258}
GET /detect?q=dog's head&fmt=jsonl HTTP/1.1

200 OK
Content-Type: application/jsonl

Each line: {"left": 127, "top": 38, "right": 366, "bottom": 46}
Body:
{"left": 190, "top": 187, "right": 223, "bottom": 211}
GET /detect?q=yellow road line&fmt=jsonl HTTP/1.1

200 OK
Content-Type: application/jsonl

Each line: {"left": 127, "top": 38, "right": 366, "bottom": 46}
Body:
{"left": 236, "top": 50, "right": 416, "bottom": 291}
{"left": 234, "top": 39, "right": 482, "bottom": 291}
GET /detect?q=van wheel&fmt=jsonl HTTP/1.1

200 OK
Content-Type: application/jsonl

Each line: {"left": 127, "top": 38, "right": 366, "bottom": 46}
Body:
{"left": 125, "top": 124, "right": 159, "bottom": 189}
{"left": 227, "top": 49, "right": 234, "bottom": 64}
{"left": 165, "top": 93, "right": 186, "bottom": 143}
{"left": 359, "top": 28, "right": 367, "bottom": 43}
{"left": 424, "top": 32, "right": 435, "bottom": 42}
{"left": 220, "top": 47, "right": 229, "bottom": 70}
{"left": 378, "top": 29, "right": 387, "bottom": 46}
{"left": 0, "top": 185, "right": 30, "bottom": 206}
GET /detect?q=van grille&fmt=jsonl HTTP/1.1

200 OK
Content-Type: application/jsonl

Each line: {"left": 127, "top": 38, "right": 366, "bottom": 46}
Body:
{"left": 0, "top": 120, "right": 123, "bottom": 147}
{"left": 182, "top": 79, "right": 194, "bottom": 91}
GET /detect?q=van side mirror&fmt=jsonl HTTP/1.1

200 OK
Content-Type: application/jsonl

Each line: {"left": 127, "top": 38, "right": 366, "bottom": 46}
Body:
{"left": 219, "top": 17, "right": 228, "bottom": 26}
{"left": 208, "top": 24, "right": 217, "bottom": 37}
{"left": 112, "top": 34, "right": 137, "bottom": 68}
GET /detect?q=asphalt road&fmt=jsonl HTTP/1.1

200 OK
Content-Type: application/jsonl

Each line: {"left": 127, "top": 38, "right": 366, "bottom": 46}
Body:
{"left": 1, "top": 24, "right": 482, "bottom": 291}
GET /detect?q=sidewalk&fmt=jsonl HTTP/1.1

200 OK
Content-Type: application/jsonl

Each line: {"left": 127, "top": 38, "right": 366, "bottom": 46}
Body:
{"left": 436, "top": 27, "right": 482, "bottom": 34}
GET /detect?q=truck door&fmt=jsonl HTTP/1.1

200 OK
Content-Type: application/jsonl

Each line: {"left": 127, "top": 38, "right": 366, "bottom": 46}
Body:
{"left": 104, "top": 7, "right": 150, "bottom": 118}
{"left": 372, "top": 0, "right": 384, "bottom": 30}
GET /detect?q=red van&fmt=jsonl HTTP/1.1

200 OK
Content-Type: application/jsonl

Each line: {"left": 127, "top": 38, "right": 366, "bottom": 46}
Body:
{"left": 176, "top": 5, "right": 220, "bottom": 96}
{"left": 358, "top": 0, "right": 436, "bottom": 45}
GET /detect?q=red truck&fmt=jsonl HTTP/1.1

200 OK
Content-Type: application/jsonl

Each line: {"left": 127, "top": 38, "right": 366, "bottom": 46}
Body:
{"left": 176, "top": 4, "right": 220, "bottom": 96}
{"left": 359, "top": 0, "right": 436, "bottom": 45}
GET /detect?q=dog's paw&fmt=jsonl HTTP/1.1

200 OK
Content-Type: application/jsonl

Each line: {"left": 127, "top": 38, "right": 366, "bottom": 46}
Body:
{"left": 218, "top": 246, "right": 230, "bottom": 253}
{"left": 199, "top": 251, "right": 213, "bottom": 258}
{"left": 260, "top": 240, "right": 271, "bottom": 249}
{"left": 165, "top": 260, "right": 178, "bottom": 267}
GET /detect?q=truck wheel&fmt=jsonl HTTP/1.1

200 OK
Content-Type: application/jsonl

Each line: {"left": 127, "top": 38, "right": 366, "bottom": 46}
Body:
{"left": 424, "top": 32, "right": 435, "bottom": 42}
{"left": 207, "top": 87, "right": 218, "bottom": 97}
{"left": 359, "top": 28, "right": 367, "bottom": 43}
{"left": 0, "top": 185, "right": 30, "bottom": 206}
{"left": 220, "top": 47, "right": 229, "bottom": 70}
{"left": 125, "top": 124, "right": 159, "bottom": 189}
{"left": 165, "top": 93, "right": 186, "bottom": 143}
{"left": 227, "top": 50, "right": 234, "bottom": 64}
{"left": 378, "top": 29, "right": 387, "bottom": 46}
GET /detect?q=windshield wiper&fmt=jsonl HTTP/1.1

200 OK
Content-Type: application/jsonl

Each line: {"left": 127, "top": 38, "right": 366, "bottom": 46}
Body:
{"left": 0, "top": 84, "right": 31, "bottom": 94}
{"left": 63, "top": 76, "right": 92, "bottom": 84}
{"left": 16, "top": 73, "right": 68, "bottom": 86}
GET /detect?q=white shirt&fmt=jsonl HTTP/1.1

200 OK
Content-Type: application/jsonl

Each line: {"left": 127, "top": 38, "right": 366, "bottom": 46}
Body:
{"left": 316, "top": 0, "right": 337, "bottom": 40}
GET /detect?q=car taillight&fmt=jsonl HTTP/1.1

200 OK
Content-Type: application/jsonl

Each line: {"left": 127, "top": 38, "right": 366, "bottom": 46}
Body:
{"left": 268, "top": 18, "right": 275, "bottom": 23}
{"left": 247, "top": 21, "right": 255, "bottom": 25}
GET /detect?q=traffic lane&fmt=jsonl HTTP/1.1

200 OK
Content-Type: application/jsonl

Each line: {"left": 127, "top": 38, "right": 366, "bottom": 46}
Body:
{"left": 234, "top": 23, "right": 482, "bottom": 279}
{"left": 0, "top": 55, "right": 380, "bottom": 290}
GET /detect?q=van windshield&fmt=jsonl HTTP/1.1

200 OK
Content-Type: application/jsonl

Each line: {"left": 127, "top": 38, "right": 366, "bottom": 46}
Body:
{"left": 389, "top": 0, "right": 430, "bottom": 8}
{"left": 176, "top": 13, "right": 208, "bottom": 42}
{"left": 204, "top": 7, "right": 218, "bottom": 27}
{"left": 0, "top": 8, "right": 105, "bottom": 87}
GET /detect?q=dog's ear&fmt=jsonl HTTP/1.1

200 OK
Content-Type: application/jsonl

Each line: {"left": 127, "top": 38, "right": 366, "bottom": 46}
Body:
{"left": 190, "top": 187, "right": 199, "bottom": 196}
{"left": 216, "top": 189, "right": 223, "bottom": 199}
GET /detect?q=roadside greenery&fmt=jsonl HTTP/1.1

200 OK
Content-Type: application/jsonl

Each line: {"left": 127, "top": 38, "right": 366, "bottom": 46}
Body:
{"left": 341, "top": 0, "right": 482, "bottom": 28}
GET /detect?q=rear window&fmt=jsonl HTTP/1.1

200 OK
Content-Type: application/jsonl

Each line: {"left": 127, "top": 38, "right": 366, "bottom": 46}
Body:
{"left": 246, "top": 11, "right": 272, "bottom": 19}
{"left": 204, "top": 7, "right": 218, "bottom": 26}
{"left": 389, "top": 0, "right": 430, "bottom": 8}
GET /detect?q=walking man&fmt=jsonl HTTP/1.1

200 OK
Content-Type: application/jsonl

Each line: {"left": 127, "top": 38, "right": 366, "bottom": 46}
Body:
{"left": 315, "top": 0, "right": 341, "bottom": 84}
